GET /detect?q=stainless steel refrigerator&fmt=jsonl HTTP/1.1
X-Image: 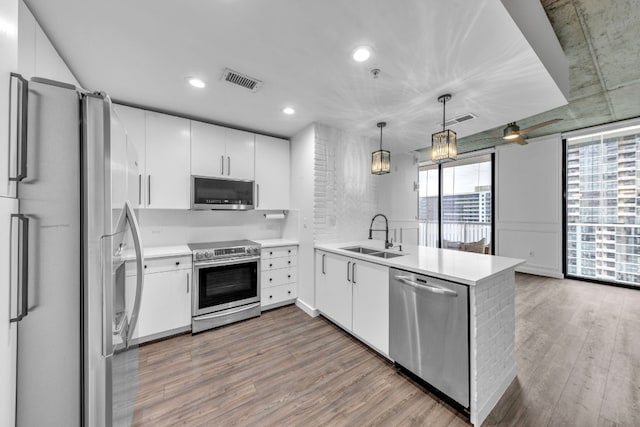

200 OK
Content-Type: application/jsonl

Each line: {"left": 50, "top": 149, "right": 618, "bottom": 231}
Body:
{"left": 6, "top": 74, "right": 145, "bottom": 426}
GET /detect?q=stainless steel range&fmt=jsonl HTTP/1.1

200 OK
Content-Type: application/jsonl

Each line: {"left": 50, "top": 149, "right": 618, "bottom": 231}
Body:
{"left": 188, "top": 240, "right": 261, "bottom": 333}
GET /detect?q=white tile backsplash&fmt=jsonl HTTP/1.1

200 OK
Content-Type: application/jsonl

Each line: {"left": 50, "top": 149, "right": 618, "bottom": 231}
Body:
{"left": 137, "top": 209, "right": 284, "bottom": 246}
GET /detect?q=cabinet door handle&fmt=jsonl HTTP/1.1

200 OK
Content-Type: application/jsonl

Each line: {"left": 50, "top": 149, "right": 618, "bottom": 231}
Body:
{"left": 352, "top": 263, "right": 356, "bottom": 285}
{"left": 147, "top": 175, "right": 151, "bottom": 206}
{"left": 186, "top": 273, "right": 190, "bottom": 293}
{"left": 256, "top": 183, "right": 259, "bottom": 208}
{"left": 322, "top": 254, "right": 325, "bottom": 274}
{"left": 227, "top": 156, "right": 231, "bottom": 176}
{"left": 138, "top": 174, "right": 142, "bottom": 205}
{"left": 347, "top": 261, "right": 351, "bottom": 282}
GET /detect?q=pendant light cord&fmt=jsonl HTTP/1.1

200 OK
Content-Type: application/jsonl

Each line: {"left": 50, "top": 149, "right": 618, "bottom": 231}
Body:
{"left": 442, "top": 97, "right": 446, "bottom": 132}
{"left": 380, "top": 125, "right": 383, "bottom": 150}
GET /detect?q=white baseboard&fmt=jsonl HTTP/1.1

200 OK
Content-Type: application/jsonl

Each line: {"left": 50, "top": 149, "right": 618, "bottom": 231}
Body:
{"left": 472, "top": 367, "right": 517, "bottom": 426}
{"left": 295, "top": 299, "right": 319, "bottom": 317}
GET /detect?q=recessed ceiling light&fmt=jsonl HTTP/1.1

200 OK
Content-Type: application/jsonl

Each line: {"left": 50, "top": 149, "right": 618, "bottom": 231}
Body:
{"left": 283, "top": 107, "right": 295, "bottom": 115}
{"left": 187, "top": 77, "right": 206, "bottom": 88}
{"left": 352, "top": 46, "right": 371, "bottom": 62}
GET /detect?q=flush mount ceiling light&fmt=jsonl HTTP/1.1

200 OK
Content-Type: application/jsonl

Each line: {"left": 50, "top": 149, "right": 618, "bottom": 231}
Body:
{"left": 187, "top": 77, "right": 206, "bottom": 88}
{"left": 372, "top": 122, "right": 390, "bottom": 175}
{"left": 431, "top": 94, "right": 458, "bottom": 163}
{"left": 282, "top": 107, "right": 295, "bottom": 115}
{"left": 352, "top": 46, "right": 372, "bottom": 62}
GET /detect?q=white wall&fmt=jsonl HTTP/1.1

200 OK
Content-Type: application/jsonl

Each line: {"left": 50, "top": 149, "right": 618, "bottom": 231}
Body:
{"left": 495, "top": 134, "right": 563, "bottom": 278}
{"left": 377, "top": 152, "right": 419, "bottom": 245}
{"left": 290, "top": 124, "right": 316, "bottom": 311}
{"left": 136, "top": 209, "right": 283, "bottom": 247}
{"left": 17, "top": 0, "right": 79, "bottom": 86}
{"left": 313, "top": 123, "right": 380, "bottom": 243}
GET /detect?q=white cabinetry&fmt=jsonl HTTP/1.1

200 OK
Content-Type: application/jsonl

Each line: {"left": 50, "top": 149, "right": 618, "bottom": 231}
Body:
{"left": 126, "top": 255, "right": 192, "bottom": 343}
{"left": 254, "top": 135, "right": 290, "bottom": 210}
{"left": 261, "top": 245, "right": 297, "bottom": 309}
{"left": 113, "top": 104, "right": 146, "bottom": 208}
{"left": 145, "top": 111, "right": 191, "bottom": 209}
{"left": 315, "top": 250, "right": 389, "bottom": 355}
{"left": 191, "top": 120, "right": 254, "bottom": 180}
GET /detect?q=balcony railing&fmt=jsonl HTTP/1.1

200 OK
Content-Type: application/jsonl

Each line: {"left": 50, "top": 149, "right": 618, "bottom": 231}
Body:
{"left": 418, "top": 221, "right": 492, "bottom": 249}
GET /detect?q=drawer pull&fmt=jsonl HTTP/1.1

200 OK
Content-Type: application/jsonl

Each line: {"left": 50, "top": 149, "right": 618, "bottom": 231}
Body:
{"left": 144, "top": 265, "right": 147, "bottom": 269}
{"left": 269, "top": 295, "right": 273, "bottom": 299}
{"left": 287, "top": 274, "right": 291, "bottom": 279}
{"left": 288, "top": 250, "right": 291, "bottom": 253}
{"left": 270, "top": 251, "right": 273, "bottom": 255}
{"left": 175, "top": 261, "right": 180, "bottom": 266}
{"left": 288, "top": 260, "right": 291, "bottom": 264}
{"left": 269, "top": 263, "right": 273, "bottom": 268}
{"left": 269, "top": 278, "right": 273, "bottom": 282}
{"left": 287, "top": 291, "right": 291, "bottom": 295}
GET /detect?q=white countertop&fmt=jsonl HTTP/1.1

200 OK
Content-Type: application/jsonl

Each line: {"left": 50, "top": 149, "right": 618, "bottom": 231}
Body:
{"left": 315, "top": 240, "right": 525, "bottom": 286}
{"left": 123, "top": 239, "right": 299, "bottom": 261}
{"left": 253, "top": 238, "right": 299, "bottom": 248}
{"left": 123, "top": 244, "right": 191, "bottom": 261}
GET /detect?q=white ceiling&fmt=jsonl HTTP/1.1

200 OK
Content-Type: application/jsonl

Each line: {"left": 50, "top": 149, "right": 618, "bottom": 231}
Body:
{"left": 25, "top": 0, "right": 567, "bottom": 153}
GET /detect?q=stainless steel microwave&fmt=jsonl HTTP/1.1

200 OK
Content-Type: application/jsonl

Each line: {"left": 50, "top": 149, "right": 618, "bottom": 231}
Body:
{"left": 191, "top": 175, "right": 254, "bottom": 210}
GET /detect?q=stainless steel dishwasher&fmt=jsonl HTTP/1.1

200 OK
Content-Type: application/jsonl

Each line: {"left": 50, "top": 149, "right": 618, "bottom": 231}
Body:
{"left": 389, "top": 268, "right": 469, "bottom": 408}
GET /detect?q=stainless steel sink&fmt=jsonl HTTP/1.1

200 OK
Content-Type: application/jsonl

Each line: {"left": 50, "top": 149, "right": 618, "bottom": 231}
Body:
{"left": 369, "top": 251, "right": 405, "bottom": 259}
{"left": 341, "top": 246, "right": 380, "bottom": 254}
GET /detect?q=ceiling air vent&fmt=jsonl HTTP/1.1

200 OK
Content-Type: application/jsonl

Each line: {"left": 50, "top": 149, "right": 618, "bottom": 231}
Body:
{"left": 220, "top": 68, "right": 263, "bottom": 92}
{"left": 437, "top": 113, "right": 477, "bottom": 127}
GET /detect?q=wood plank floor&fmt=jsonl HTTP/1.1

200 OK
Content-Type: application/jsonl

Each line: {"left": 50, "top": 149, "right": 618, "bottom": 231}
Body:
{"left": 132, "top": 274, "right": 640, "bottom": 426}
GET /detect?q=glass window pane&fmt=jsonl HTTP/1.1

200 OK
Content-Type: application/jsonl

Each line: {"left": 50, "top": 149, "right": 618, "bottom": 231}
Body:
{"left": 441, "top": 155, "right": 492, "bottom": 253}
{"left": 418, "top": 165, "right": 439, "bottom": 247}
{"left": 566, "top": 125, "right": 640, "bottom": 287}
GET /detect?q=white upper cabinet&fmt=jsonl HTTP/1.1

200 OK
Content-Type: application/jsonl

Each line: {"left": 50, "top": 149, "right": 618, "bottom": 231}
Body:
{"left": 191, "top": 121, "right": 255, "bottom": 180}
{"left": 113, "top": 104, "right": 146, "bottom": 207}
{"left": 145, "top": 111, "right": 191, "bottom": 209}
{"left": 190, "top": 121, "right": 226, "bottom": 177}
{"left": 254, "top": 135, "right": 290, "bottom": 210}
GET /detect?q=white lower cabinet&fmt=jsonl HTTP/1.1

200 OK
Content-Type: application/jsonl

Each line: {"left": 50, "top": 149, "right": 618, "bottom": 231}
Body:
{"left": 315, "top": 250, "right": 389, "bottom": 355}
{"left": 261, "top": 245, "right": 297, "bottom": 310}
{"left": 126, "top": 255, "right": 192, "bottom": 343}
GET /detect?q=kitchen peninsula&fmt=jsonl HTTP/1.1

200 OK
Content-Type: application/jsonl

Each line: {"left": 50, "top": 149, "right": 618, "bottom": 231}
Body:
{"left": 315, "top": 240, "right": 525, "bottom": 426}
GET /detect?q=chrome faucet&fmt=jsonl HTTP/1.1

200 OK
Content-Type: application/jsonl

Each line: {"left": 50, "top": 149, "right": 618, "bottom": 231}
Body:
{"left": 368, "top": 213, "right": 392, "bottom": 249}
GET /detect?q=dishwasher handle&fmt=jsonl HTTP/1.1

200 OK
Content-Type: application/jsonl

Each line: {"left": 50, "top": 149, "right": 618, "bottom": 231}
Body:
{"left": 395, "top": 275, "right": 458, "bottom": 297}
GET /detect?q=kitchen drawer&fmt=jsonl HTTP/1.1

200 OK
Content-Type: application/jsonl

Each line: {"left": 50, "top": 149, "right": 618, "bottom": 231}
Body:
{"left": 261, "top": 246, "right": 297, "bottom": 260}
{"left": 262, "top": 267, "right": 297, "bottom": 288}
{"left": 126, "top": 255, "right": 192, "bottom": 276}
{"left": 261, "top": 283, "right": 296, "bottom": 307}
{"left": 262, "top": 255, "right": 296, "bottom": 271}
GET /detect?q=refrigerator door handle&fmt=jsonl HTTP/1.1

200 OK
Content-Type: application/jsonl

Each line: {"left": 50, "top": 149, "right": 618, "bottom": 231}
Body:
{"left": 123, "top": 200, "right": 145, "bottom": 347}
{"left": 9, "top": 73, "right": 29, "bottom": 182}
{"left": 9, "top": 214, "right": 29, "bottom": 322}
{"left": 101, "top": 235, "right": 114, "bottom": 358}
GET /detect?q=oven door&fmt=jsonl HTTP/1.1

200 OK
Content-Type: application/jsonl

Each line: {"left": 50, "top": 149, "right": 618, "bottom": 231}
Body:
{"left": 193, "top": 256, "right": 260, "bottom": 316}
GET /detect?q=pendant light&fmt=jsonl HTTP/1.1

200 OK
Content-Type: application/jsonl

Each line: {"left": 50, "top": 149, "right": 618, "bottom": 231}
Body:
{"left": 371, "top": 122, "right": 391, "bottom": 175}
{"left": 431, "top": 94, "right": 458, "bottom": 163}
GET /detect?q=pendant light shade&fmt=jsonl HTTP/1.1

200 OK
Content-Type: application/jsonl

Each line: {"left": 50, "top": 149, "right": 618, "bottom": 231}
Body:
{"left": 431, "top": 94, "right": 458, "bottom": 163}
{"left": 372, "top": 122, "right": 390, "bottom": 175}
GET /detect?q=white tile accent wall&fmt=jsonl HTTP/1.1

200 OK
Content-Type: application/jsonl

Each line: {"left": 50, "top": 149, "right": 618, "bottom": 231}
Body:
{"left": 469, "top": 270, "right": 517, "bottom": 426}
{"left": 313, "top": 123, "right": 380, "bottom": 243}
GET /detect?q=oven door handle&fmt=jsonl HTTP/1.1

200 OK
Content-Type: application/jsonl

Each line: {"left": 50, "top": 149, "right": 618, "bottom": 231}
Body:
{"left": 194, "top": 255, "right": 261, "bottom": 268}
{"left": 196, "top": 302, "right": 261, "bottom": 320}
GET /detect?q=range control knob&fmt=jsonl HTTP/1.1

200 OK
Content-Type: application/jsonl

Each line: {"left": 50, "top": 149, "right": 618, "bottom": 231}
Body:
{"left": 205, "top": 251, "right": 213, "bottom": 259}
{"left": 195, "top": 252, "right": 203, "bottom": 261}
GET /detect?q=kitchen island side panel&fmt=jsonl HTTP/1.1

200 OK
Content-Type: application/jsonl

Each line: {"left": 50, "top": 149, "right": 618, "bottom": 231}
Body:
{"left": 470, "top": 269, "right": 517, "bottom": 426}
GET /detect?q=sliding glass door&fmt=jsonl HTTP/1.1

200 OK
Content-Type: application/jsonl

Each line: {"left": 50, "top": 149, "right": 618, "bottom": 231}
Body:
{"left": 565, "top": 125, "right": 640, "bottom": 287}
{"left": 419, "top": 154, "right": 493, "bottom": 254}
